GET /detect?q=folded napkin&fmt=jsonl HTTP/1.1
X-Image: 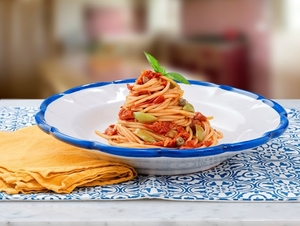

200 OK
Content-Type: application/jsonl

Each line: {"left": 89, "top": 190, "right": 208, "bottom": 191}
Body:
{"left": 0, "top": 126, "right": 137, "bottom": 194}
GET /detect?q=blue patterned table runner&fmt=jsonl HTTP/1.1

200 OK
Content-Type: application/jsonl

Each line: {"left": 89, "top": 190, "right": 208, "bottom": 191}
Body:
{"left": 0, "top": 106, "right": 299, "bottom": 201}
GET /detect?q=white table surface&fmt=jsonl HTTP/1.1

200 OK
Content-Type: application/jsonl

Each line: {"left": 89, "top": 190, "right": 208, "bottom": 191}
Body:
{"left": 0, "top": 99, "right": 300, "bottom": 226}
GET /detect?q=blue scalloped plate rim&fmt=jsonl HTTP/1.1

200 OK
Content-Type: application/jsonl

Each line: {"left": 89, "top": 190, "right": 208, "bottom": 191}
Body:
{"left": 35, "top": 79, "right": 289, "bottom": 158}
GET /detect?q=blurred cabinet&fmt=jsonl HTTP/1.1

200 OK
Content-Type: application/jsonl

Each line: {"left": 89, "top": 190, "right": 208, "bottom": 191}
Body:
{"left": 168, "top": 35, "right": 249, "bottom": 90}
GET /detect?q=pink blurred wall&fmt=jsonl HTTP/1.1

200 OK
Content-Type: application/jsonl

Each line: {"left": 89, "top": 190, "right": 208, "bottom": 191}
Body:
{"left": 181, "top": 0, "right": 271, "bottom": 97}
{"left": 85, "top": 7, "right": 133, "bottom": 38}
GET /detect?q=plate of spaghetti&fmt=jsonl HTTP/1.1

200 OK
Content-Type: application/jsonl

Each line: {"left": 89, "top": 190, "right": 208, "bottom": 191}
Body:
{"left": 35, "top": 53, "right": 289, "bottom": 175}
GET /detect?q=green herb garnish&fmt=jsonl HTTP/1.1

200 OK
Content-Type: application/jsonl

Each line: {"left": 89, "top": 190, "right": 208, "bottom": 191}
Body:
{"left": 144, "top": 51, "right": 190, "bottom": 84}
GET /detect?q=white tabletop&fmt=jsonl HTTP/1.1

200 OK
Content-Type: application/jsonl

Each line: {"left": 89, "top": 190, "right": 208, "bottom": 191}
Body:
{"left": 0, "top": 99, "right": 300, "bottom": 226}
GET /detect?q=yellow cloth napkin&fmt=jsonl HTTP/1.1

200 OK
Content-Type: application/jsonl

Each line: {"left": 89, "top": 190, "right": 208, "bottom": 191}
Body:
{"left": 0, "top": 126, "right": 137, "bottom": 194}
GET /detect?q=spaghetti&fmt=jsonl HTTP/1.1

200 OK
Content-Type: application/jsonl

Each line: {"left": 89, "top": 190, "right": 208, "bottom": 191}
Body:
{"left": 95, "top": 70, "right": 223, "bottom": 149}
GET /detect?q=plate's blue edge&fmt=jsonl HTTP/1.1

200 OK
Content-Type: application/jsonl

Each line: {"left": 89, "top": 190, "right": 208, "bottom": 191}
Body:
{"left": 35, "top": 79, "right": 289, "bottom": 158}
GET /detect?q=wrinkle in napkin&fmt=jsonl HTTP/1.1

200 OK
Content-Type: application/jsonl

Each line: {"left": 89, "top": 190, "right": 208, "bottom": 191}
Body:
{"left": 0, "top": 126, "right": 137, "bottom": 194}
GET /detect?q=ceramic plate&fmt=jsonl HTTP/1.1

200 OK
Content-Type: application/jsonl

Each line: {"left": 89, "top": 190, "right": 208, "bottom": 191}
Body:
{"left": 35, "top": 79, "right": 289, "bottom": 175}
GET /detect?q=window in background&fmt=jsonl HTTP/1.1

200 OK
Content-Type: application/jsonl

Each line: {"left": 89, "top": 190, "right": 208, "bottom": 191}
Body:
{"left": 270, "top": 0, "right": 300, "bottom": 98}
{"left": 284, "top": 0, "right": 300, "bottom": 32}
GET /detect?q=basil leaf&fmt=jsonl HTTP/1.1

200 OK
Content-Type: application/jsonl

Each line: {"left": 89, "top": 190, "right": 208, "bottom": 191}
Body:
{"left": 159, "top": 66, "right": 166, "bottom": 74}
{"left": 166, "top": 72, "right": 190, "bottom": 84}
{"left": 144, "top": 51, "right": 161, "bottom": 73}
{"left": 144, "top": 51, "right": 190, "bottom": 85}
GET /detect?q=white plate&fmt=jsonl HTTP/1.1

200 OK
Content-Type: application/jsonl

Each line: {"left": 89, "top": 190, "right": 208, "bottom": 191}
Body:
{"left": 35, "top": 79, "right": 289, "bottom": 175}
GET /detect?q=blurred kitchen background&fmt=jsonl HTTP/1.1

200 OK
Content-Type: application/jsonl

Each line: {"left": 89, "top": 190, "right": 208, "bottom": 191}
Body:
{"left": 0, "top": 0, "right": 300, "bottom": 99}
